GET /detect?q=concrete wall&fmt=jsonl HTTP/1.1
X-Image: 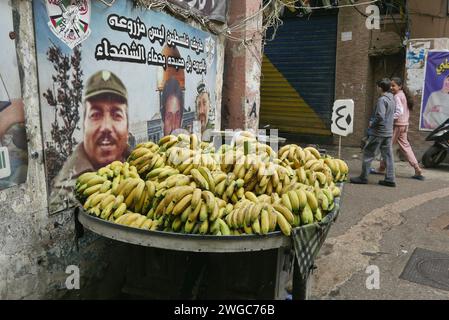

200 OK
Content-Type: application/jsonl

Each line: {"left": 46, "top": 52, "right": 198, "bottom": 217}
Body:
{"left": 408, "top": 0, "right": 449, "bottom": 39}
{"left": 334, "top": 4, "right": 372, "bottom": 147}
{"left": 0, "top": 0, "right": 225, "bottom": 299}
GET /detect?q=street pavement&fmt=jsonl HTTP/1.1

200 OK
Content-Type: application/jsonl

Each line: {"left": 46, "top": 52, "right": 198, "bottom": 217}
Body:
{"left": 310, "top": 146, "right": 449, "bottom": 300}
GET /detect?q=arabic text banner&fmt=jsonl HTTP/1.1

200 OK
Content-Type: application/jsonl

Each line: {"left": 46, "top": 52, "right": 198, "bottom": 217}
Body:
{"left": 33, "top": 0, "right": 219, "bottom": 213}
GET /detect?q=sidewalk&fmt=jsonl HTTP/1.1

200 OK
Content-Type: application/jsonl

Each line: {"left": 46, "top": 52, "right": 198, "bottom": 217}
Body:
{"left": 310, "top": 147, "right": 449, "bottom": 300}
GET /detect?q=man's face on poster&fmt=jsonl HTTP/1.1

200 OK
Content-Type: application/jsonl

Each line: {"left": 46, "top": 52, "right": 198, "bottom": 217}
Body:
{"left": 196, "top": 92, "right": 210, "bottom": 133}
{"left": 163, "top": 95, "right": 182, "bottom": 136}
{"left": 83, "top": 95, "right": 128, "bottom": 168}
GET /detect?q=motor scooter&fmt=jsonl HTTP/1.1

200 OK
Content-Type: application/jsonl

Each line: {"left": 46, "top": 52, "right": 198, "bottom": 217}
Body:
{"left": 422, "top": 118, "right": 449, "bottom": 168}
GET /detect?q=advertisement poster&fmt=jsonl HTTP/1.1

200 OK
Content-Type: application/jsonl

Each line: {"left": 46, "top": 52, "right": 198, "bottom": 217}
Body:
{"left": 33, "top": 0, "right": 219, "bottom": 213}
{"left": 0, "top": 1, "right": 28, "bottom": 191}
{"left": 405, "top": 40, "right": 430, "bottom": 95}
{"left": 168, "top": 0, "right": 227, "bottom": 22}
{"left": 420, "top": 50, "right": 449, "bottom": 131}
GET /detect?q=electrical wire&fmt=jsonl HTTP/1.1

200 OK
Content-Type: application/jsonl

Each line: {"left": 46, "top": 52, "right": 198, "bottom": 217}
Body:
{"left": 282, "top": 0, "right": 379, "bottom": 10}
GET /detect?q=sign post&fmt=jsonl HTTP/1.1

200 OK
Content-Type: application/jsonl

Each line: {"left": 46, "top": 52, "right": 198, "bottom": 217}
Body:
{"left": 331, "top": 99, "right": 354, "bottom": 158}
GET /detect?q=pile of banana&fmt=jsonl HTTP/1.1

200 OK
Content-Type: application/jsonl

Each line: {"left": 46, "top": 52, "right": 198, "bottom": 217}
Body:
{"left": 75, "top": 132, "right": 348, "bottom": 236}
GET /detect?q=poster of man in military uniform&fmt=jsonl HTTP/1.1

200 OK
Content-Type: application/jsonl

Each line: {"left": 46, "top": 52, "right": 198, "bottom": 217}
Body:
{"left": 49, "top": 70, "right": 130, "bottom": 212}
{"left": 33, "top": 0, "right": 220, "bottom": 213}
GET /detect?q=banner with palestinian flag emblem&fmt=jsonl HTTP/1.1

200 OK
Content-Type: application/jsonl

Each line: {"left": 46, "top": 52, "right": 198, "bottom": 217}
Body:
{"left": 46, "top": 0, "right": 91, "bottom": 49}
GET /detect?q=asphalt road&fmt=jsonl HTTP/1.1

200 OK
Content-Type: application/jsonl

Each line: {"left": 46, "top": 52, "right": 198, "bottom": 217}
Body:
{"left": 310, "top": 147, "right": 449, "bottom": 300}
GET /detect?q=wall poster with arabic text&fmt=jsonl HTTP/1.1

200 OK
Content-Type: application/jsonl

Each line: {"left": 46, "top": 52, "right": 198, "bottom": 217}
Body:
{"left": 33, "top": 0, "right": 221, "bottom": 213}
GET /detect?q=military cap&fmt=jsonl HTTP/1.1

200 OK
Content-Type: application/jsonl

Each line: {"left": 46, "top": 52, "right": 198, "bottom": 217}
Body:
{"left": 84, "top": 70, "right": 128, "bottom": 101}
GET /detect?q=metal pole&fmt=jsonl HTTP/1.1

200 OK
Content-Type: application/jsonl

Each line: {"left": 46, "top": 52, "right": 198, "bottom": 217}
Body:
{"left": 338, "top": 136, "right": 342, "bottom": 159}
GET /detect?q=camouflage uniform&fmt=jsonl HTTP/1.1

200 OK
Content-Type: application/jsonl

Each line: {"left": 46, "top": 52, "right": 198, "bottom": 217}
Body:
{"left": 49, "top": 142, "right": 129, "bottom": 213}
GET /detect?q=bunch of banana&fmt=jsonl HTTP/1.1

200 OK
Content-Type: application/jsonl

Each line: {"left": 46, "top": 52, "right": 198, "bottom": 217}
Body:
{"left": 83, "top": 190, "right": 128, "bottom": 221}
{"left": 158, "top": 135, "right": 180, "bottom": 151}
{"left": 324, "top": 157, "right": 349, "bottom": 183}
{"left": 144, "top": 185, "right": 231, "bottom": 235}
{"left": 278, "top": 144, "right": 320, "bottom": 166}
{"left": 75, "top": 172, "right": 108, "bottom": 201}
{"left": 76, "top": 134, "right": 348, "bottom": 237}
{"left": 127, "top": 147, "right": 160, "bottom": 176}
{"left": 213, "top": 173, "right": 245, "bottom": 204}
{"left": 224, "top": 199, "right": 292, "bottom": 236}
{"left": 115, "top": 212, "right": 157, "bottom": 230}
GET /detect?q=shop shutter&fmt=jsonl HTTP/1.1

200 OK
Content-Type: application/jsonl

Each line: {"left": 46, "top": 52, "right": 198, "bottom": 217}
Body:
{"left": 260, "top": 13, "right": 338, "bottom": 137}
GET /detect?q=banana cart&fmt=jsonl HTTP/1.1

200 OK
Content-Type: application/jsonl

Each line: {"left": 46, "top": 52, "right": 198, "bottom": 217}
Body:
{"left": 75, "top": 188, "right": 342, "bottom": 300}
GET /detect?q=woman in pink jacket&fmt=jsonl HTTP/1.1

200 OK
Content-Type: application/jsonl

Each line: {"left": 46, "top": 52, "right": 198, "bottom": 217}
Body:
{"left": 373, "top": 77, "right": 425, "bottom": 180}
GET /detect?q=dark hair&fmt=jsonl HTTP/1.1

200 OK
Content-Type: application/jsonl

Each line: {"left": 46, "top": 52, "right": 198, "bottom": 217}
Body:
{"left": 161, "top": 78, "right": 184, "bottom": 121}
{"left": 376, "top": 78, "right": 391, "bottom": 92}
{"left": 391, "top": 77, "right": 414, "bottom": 111}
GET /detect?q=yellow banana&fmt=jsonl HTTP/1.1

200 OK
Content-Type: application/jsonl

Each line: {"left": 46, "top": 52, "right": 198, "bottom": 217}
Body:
{"left": 268, "top": 208, "right": 277, "bottom": 232}
{"left": 324, "top": 158, "right": 339, "bottom": 175}
{"left": 295, "top": 188, "right": 308, "bottom": 209}
{"left": 198, "top": 201, "right": 208, "bottom": 222}
{"left": 331, "top": 186, "right": 341, "bottom": 197}
{"left": 305, "top": 190, "right": 318, "bottom": 212}
{"left": 217, "top": 218, "right": 231, "bottom": 235}
{"left": 83, "top": 184, "right": 102, "bottom": 197}
{"left": 113, "top": 203, "right": 127, "bottom": 219}
{"left": 304, "top": 146, "right": 321, "bottom": 159}
{"left": 275, "top": 211, "right": 292, "bottom": 236}
{"left": 260, "top": 209, "right": 270, "bottom": 235}
{"left": 199, "top": 219, "right": 209, "bottom": 235}
{"left": 281, "top": 194, "right": 293, "bottom": 212}
{"left": 85, "top": 175, "right": 107, "bottom": 188}
{"left": 244, "top": 191, "right": 258, "bottom": 202}
{"left": 310, "top": 160, "right": 324, "bottom": 172}
{"left": 315, "top": 172, "right": 327, "bottom": 186}
{"left": 226, "top": 180, "right": 236, "bottom": 198}
{"left": 188, "top": 200, "right": 202, "bottom": 222}
{"left": 77, "top": 172, "right": 97, "bottom": 186}
{"left": 173, "top": 194, "right": 193, "bottom": 216}
{"left": 301, "top": 204, "right": 314, "bottom": 225}
{"left": 100, "top": 194, "right": 116, "bottom": 210}
{"left": 141, "top": 218, "right": 153, "bottom": 230}
{"left": 272, "top": 203, "right": 294, "bottom": 225}
{"left": 287, "top": 190, "right": 300, "bottom": 213}
{"left": 191, "top": 169, "right": 209, "bottom": 190}
{"left": 100, "top": 202, "right": 115, "bottom": 220}
{"left": 83, "top": 191, "right": 100, "bottom": 210}
{"left": 130, "top": 215, "right": 148, "bottom": 228}
{"left": 118, "top": 179, "right": 139, "bottom": 198}
{"left": 250, "top": 203, "right": 263, "bottom": 223}
{"left": 191, "top": 188, "right": 202, "bottom": 209}
{"left": 198, "top": 167, "right": 215, "bottom": 193}
{"left": 215, "top": 179, "right": 226, "bottom": 196}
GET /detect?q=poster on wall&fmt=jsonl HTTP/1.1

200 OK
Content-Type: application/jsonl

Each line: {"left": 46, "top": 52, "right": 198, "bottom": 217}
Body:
{"left": 0, "top": 1, "right": 29, "bottom": 191}
{"left": 405, "top": 40, "right": 430, "bottom": 96}
{"left": 168, "top": 0, "right": 227, "bottom": 23}
{"left": 33, "top": 0, "right": 220, "bottom": 213}
{"left": 420, "top": 50, "right": 449, "bottom": 131}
